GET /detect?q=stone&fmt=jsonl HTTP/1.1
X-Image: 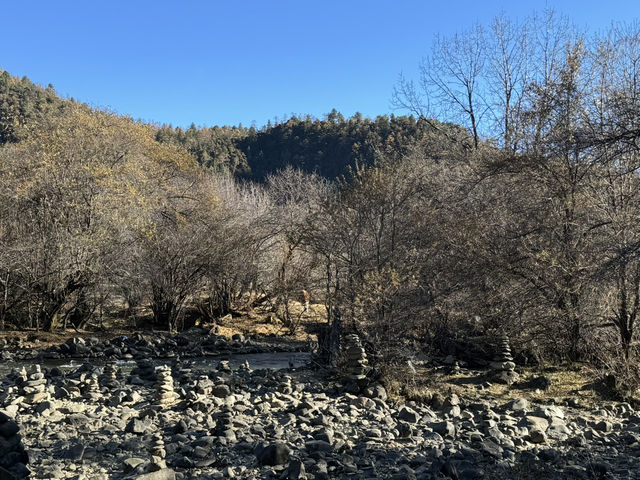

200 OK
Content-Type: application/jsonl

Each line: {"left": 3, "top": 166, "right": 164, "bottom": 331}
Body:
{"left": 433, "top": 421, "right": 456, "bottom": 437}
{"left": 0, "top": 412, "right": 29, "bottom": 479}
{"left": 397, "top": 406, "right": 420, "bottom": 424}
{"left": 211, "top": 384, "right": 231, "bottom": 398}
{"left": 126, "top": 417, "right": 153, "bottom": 435}
{"left": 480, "top": 439, "right": 503, "bottom": 458}
{"left": 508, "top": 398, "right": 529, "bottom": 413}
{"left": 256, "top": 442, "right": 290, "bottom": 466}
{"left": 365, "top": 384, "right": 387, "bottom": 401}
{"left": 529, "top": 429, "right": 547, "bottom": 444}
{"left": 288, "top": 458, "right": 306, "bottom": 479}
{"left": 521, "top": 416, "right": 549, "bottom": 431}
{"left": 134, "top": 469, "right": 176, "bottom": 480}
{"left": 594, "top": 420, "right": 613, "bottom": 432}
{"left": 0, "top": 421, "right": 19, "bottom": 438}
{"left": 123, "top": 458, "right": 146, "bottom": 473}
{"left": 64, "top": 443, "right": 85, "bottom": 461}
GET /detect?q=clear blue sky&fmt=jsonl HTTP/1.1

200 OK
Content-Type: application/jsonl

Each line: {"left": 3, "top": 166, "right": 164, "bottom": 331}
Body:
{"left": 2, "top": 0, "right": 637, "bottom": 128}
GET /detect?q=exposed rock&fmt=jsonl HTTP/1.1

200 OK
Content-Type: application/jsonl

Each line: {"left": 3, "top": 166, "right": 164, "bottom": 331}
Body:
{"left": 133, "top": 469, "right": 176, "bottom": 480}
{"left": 0, "top": 411, "right": 29, "bottom": 478}
{"left": 256, "top": 442, "right": 290, "bottom": 466}
{"left": 397, "top": 406, "right": 420, "bottom": 424}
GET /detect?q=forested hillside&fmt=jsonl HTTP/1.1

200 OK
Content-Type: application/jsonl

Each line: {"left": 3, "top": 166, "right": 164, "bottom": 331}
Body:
{"left": 155, "top": 111, "right": 462, "bottom": 180}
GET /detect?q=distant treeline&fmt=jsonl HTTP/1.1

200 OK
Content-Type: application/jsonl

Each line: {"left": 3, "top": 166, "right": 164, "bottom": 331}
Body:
{"left": 155, "top": 110, "right": 460, "bottom": 180}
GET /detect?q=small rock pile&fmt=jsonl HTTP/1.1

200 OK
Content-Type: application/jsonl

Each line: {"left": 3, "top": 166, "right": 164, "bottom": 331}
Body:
{"left": 217, "top": 360, "right": 231, "bottom": 373}
{"left": 279, "top": 375, "right": 293, "bottom": 395}
{"left": 100, "top": 362, "right": 120, "bottom": 389}
{"left": 238, "top": 360, "right": 252, "bottom": 374}
{"left": 212, "top": 405, "right": 236, "bottom": 443}
{"left": 490, "top": 334, "right": 519, "bottom": 385}
{"left": 193, "top": 375, "right": 213, "bottom": 396}
{"left": 80, "top": 372, "right": 101, "bottom": 401}
{"left": 18, "top": 365, "right": 48, "bottom": 405}
{"left": 342, "top": 334, "right": 369, "bottom": 380}
{"left": 171, "top": 358, "right": 192, "bottom": 385}
{"left": 154, "top": 366, "right": 179, "bottom": 407}
{"left": 0, "top": 411, "right": 29, "bottom": 479}
{"left": 150, "top": 433, "right": 166, "bottom": 460}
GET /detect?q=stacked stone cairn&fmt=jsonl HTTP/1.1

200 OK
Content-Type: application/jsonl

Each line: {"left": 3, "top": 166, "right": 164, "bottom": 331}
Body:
{"left": 279, "top": 375, "right": 293, "bottom": 395}
{"left": 212, "top": 405, "right": 236, "bottom": 443}
{"left": 490, "top": 334, "right": 519, "bottom": 385}
{"left": 100, "top": 362, "right": 120, "bottom": 389}
{"left": 217, "top": 360, "right": 231, "bottom": 373}
{"left": 150, "top": 433, "right": 166, "bottom": 458}
{"left": 154, "top": 366, "right": 179, "bottom": 407}
{"left": 148, "top": 433, "right": 167, "bottom": 470}
{"left": 342, "top": 334, "right": 370, "bottom": 382}
{"left": 0, "top": 411, "right": 30, "bottom": 479}
{"left": 18, "top": 365, "right": 48, "bottom": 405}
{"left": 80, "top": 372, "right": 101, "bottom": 401}
{"left": 182, "top": 375, "right": 214, "bottom": 412}
{"left": 171, "top": 357, "right": 192, "bottom": 385}
{"left": 194, "top": 375, "right": 214, "bottom": 396}
{"left": 238, "top": 360, "right": 252, "bottom": 374}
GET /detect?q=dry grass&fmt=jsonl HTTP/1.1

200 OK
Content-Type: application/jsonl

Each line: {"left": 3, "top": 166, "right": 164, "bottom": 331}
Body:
{"left": 0, "top": 300, "right": 328, "bottom": 348}
{"left": 204, "top": 301, "right": 326, "bottom": 342}
{"left": 382, "top": 363, "right": 618, "bottom": 408}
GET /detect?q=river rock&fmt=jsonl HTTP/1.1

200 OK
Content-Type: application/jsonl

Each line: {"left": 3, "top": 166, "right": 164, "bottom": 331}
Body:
{"left": 134, "top": 469, "right": 176, "bottom": 480}
{"left": 256, "top": 442, "right": 290, "bottom": 466}
{"left": 0, "top": 411, "right": 29, "bottom": 479}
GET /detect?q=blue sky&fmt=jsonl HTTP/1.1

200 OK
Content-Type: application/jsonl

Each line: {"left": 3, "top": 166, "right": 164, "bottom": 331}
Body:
{"left": 2, "top": 1, "right": 638, "bottom": 128}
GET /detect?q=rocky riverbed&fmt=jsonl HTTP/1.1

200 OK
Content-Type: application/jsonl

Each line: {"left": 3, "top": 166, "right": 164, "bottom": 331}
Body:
{"left": 2, "top": 350, "right": 640, "bottom": 480}
{"left": 2, "top": 329, "right": 640, "bottom": 479}
{"left": 0, "top": 328, "right": 310, "bottom": 365}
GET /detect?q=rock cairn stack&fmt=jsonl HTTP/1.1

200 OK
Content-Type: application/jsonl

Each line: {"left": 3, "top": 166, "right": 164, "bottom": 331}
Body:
{"left": 217, "top": 360, "right": 231, "bottom": 373}
{"left": 18, "top": 365, "right": 48, "bottom": 405}
{"left": 154, "top": 366, "right": 179, "bottom": 407}
{"left": 490, "top": 334, "right": 519, "bottom": 385}
{"left": 0, "top": 411, "right": 29, "bottom": 479}
{"left": 182, "top": 375, "right": 214, "bottom": 412}
{"left": 238, "top": 360, "right": 252, "bottom": 374}
{"left": 194, "top": 376, "right": 213, "bottom": 396}
{"left": 150, "top": 433, "right": 166, "bottom": 459}
{"left": 100, "top": 362, "right": 120, "bottom": 389}
{"left": 171, "top": 358, "right": 192, "bottom": 385}
{"left": 279, "top": 375, "right": 293, "bottom": 395}
{"left": 342, "top": 334, "right": 369, "bottom": 380}
{"left": 212, "top": 405, "right": 236, "bottom": 443}
{"left": 80, "top": 372, "right": 101, "bottom": 401}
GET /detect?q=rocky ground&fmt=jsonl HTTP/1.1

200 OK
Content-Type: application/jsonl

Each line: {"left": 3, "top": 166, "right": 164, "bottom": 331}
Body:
{"left": 1, "top": 324, "right": 640, "bottom": 479}
{"left": 0, "top": 326, "right": 311, "bottom": 364}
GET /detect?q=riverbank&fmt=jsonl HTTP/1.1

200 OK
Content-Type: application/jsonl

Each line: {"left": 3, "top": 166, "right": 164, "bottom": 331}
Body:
{"left": 2, "top": 348, "right": 640, "bottom": 479}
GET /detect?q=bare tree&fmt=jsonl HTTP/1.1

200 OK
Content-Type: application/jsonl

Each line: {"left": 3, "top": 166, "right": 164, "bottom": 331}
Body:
{"left": 485, "top": 13, "right": 531, "bottom": 150}
{"left": 394, "top": 24, "right": 487, "bottom": 149}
